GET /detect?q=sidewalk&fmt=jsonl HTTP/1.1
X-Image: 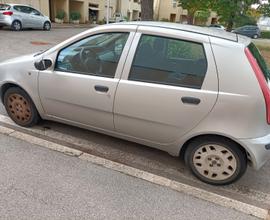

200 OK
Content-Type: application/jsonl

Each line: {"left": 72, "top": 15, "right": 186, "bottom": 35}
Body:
{"left": 0, "top": 133, "right": 259, "bottom": 220}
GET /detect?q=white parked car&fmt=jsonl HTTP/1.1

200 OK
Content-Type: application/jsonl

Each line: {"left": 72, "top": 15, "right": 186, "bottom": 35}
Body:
{"left": 0, "top": 22, "right": 269, "bottom": 185}
{"left": 0, "top": 3, "right": 51, "bottom": 31}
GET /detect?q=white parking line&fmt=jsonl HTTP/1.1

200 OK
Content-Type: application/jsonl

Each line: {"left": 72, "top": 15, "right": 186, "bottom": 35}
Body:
{"left": 0, "top": 123, "right": 268, "bottom": 219}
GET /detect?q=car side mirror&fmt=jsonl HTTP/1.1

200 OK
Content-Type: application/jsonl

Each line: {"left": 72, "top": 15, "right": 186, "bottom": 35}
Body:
{"left": 34, "top": 59, "right": 52, "bottom": 71}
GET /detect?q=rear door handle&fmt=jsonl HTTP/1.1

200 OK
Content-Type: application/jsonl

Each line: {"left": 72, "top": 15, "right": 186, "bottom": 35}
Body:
{"left": 94, "top": 85, "right": 109, "bottom": 93}
{"left": 181, "top": 97, "right": 201, "bottom": 105}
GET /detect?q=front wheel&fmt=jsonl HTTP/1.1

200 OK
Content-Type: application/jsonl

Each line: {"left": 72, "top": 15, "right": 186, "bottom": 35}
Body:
{"left": 184, "top": 136, "right": 247, "bottom": 185}
{"left": 4, "top": 87, "right": 40, "bottom": 127}
{"left": 253, "top": 34, "right": 259, "bottom": 39}
{"left": 43, "top": 21, "right": 51, "bottom": 31}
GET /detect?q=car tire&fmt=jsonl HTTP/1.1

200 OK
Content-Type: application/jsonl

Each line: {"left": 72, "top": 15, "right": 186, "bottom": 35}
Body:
{"left": 184, "top": 136, "right": 247, "bottom": 185}
{"left": 43, "top": 21, "right": 51, "bottom": 31}
{"left": 4, "top": 87, "right": 40, "bottom": 127}
{"left": 11, "top": 20, "right": 22, "bottom": 31}
{"left": 0, "top": 26, "right": 3, "bottom": 29}
{"left": 253, "top": 34, "right": 259, "bottom": 39}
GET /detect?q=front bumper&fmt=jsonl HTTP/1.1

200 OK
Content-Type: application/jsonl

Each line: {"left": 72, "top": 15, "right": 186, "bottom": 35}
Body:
{"left": 240, "top": 133, "right": 270, "bottom": 170}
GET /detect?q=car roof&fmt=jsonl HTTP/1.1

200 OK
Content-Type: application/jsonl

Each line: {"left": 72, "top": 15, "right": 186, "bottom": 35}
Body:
{"left": 114, "top": 21, "right": 238, "bottom": 42}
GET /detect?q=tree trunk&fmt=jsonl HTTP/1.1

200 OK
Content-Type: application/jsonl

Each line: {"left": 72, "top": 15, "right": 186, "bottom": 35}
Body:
{"left": 141, "top": 0, "right": 154, "bottom": 21}
{"left": 227, "top": 12, "right": 236, "bottom": 31}
{"left": 187, "top": 15, "right": 194, "bottom": 24}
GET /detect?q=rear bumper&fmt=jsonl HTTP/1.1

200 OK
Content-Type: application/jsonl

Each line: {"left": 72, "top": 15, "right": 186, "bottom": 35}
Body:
{"left": 0, "top": 17, "right": 13, "bottom": 26}
{"left": 240, "top": 133, "right": 270, "bottom": 170}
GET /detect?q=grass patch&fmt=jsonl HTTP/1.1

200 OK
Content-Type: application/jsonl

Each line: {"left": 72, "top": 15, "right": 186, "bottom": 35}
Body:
{"left": 254, "top": 43, "right": 270, "bottom": 66}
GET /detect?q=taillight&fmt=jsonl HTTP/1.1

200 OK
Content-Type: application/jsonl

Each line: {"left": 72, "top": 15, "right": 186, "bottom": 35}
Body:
{"left": 245, "top": 48, "right": 270, "bottom": 124}
{"left": 3, "top": 11, "right": 13, "bottom": 16}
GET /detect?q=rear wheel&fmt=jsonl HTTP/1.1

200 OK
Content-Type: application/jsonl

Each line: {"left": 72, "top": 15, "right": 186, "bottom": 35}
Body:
{"left": 253, "top": 34, "right": 259, "bottom": 39}
{"left": 4, "top": 87, "right": 40, "bottom": 127}
{"left": 43, "top": 21, "right": 51, "bottom": 31}
{"left": 184, "top": 136, "right": 247, "bottom": 185}
{"left": 11, "top": 20, "right": 22, "bottom": 31}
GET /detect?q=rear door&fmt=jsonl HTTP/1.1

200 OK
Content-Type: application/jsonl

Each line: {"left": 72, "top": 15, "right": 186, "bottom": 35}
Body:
{"left": 114, "top": 27, "right": 218, "bottom": 144}
{"left": 13, "top": 6, "right": 32, "bottom": 27}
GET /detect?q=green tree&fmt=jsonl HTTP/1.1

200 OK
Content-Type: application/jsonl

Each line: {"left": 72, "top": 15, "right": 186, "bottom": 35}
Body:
{"left": 194, "top": 10, "right": 211, "bottom": 25}
{"left": 178, "top": 0, "right": 210, "bottom": 24}
{"left": 259, "top": 4, "right": 270, "bottom": 17}
{"left": 211, "top": 0, "right": 258, "bottom": 30}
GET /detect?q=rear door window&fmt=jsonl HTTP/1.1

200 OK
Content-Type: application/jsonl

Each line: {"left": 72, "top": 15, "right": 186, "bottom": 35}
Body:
{"left": 0, "top": 4, "right": 10, "bottom": 10}
{"left": 129, "top": 35, "right": 207, "bottom": 89}
{"left": 13, "top": 6, "right": 23, "bottom": 12}
{"left": 248, "top": 43, "right": 270, "bottom": 81}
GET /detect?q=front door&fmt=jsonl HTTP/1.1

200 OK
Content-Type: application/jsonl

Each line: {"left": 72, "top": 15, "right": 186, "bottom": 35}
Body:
{"left": 39, "top": 32, "right": 130, "bottom": 131}
{"left": 114, "top": 30, "right": 218, "bottom": 144}
{"left": 28, "top": 7, "right": 43, "bottom": 28}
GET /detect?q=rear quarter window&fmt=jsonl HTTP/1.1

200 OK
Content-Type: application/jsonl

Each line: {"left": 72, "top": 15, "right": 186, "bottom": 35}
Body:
{"left": 248, "top": 43, "right": 270, "bottom": 81}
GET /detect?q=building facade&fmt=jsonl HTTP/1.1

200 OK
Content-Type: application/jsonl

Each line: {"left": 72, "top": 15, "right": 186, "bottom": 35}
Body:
{"left": 154, "top": 0, "right": 217, "bottom": 25}
{"left": 1, "top": 0, "right": 215, "bottom": 25}
{"left": 0, "top": 0, "right": 141, "bottom": 23}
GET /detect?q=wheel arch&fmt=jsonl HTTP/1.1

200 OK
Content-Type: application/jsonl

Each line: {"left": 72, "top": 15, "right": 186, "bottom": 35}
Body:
{"left": 1, "top": 83, "right": 34, "bottom": 106}
{"left": 179, "top": 134, "right": 251, "bottom": 164}
{"left": 12, "top": 19, "right": 22, "bottom": 26}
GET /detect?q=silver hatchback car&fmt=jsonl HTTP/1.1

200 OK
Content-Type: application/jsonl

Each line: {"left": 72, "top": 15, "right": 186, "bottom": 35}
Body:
{"left": 0, "top": 3, "right": 51, "bottom": 31}
{"left": 0, "top": 22, "right": 269, "bottom": 185}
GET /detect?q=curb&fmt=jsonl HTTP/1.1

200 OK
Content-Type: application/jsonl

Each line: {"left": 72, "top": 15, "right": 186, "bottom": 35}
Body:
{"left": 52, "top": 24, "right": 98, "bottom": 29}
{"left": 0, "top": 124, "right": 268, "bottom": 219}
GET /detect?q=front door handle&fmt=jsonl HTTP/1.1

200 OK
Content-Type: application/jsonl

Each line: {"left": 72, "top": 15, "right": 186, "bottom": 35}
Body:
{"left": 181, "top": 97, "right": 201, "bottom": 105}
{"left": 94, "top": 85, "right": 109, "bottom": 93}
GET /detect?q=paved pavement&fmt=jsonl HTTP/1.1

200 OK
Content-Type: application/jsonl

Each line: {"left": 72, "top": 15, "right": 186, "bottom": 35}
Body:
{"left": 0, "top": 133, "right": 258, "bottom": 220}
{"left": 0, "top": 28, "right": 270, "bottom": 217}
{"left": 0, "top": 28, "right": 88, "bottom": 62}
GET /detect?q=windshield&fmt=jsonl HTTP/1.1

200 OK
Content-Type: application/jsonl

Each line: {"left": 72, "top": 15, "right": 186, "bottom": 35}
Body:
{"left": 248, "top": 43, "right": 270, "bottom": 81}
{"left": 0, "top": 4, "right": 10, "bottom": 10}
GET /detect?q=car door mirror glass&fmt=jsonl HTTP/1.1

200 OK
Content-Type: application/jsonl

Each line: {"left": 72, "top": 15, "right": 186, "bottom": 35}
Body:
{"left": 34, "top": 59, "right": 52, "bottom": 71}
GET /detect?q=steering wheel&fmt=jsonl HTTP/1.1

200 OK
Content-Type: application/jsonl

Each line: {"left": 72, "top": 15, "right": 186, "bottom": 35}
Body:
{"left": 79, "top": 47, "right": 101, "bottom": 74}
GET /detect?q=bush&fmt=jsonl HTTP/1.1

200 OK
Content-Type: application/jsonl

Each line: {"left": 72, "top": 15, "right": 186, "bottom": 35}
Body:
{"left": 234, "top": 15, "right": 256, "bottom": 28}
{"left": 160, "top": 18, "right": 169, "bottom": 22}
{"left": 261, "top": 31, "right": 270, "bottom": 39}
{"left": 56, "top": 10, "right": 65, "bottom": 20}
{"left": 98, "top": 20, "right": 105, "bottom": 25}
{"left": 70, "top": 11, "right": 81, "bottom": 21}
{"left": 195, "top": 10, "right": 210, "bottom": 25}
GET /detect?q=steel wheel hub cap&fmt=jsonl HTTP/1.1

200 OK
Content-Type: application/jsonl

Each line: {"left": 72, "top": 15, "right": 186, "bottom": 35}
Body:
{"left": 193, "top": 144, "right": 237, "bottom": 181}
{"left": 14, "top": 22, "right": 20, "bottom": 30}
{"left": 7, "top": 94, "right": 31, "bottom": 124}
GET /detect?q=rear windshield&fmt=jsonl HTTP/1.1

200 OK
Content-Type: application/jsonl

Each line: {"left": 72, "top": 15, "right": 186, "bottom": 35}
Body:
{"left": 0, "top": 4, "right": 10, "bottom": 10}
{"left": 248, "top": 43, "right": 270, "bottom": 81}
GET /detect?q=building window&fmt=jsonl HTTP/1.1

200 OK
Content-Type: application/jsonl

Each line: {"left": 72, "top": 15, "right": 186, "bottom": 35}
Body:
{"left": 172, "top": 0, "right": 177, "bottom": 8}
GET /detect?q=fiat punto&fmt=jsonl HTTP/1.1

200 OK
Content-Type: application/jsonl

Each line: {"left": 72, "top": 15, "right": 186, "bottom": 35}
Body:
{"left": 0, "top": 22, "right": 269, "bottom": 185}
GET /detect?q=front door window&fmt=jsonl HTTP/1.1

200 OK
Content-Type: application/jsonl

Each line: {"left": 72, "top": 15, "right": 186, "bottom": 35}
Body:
{"left": 56, "top": 32, "right": 129, "bottom": 78}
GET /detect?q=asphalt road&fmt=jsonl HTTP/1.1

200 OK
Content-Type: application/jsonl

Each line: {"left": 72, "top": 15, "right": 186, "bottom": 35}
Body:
{"left": 0, "top": 133, "right": 258, "bottom": 220}
{"left": 0, "top": 27, "right": 270, "bottom": 212}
